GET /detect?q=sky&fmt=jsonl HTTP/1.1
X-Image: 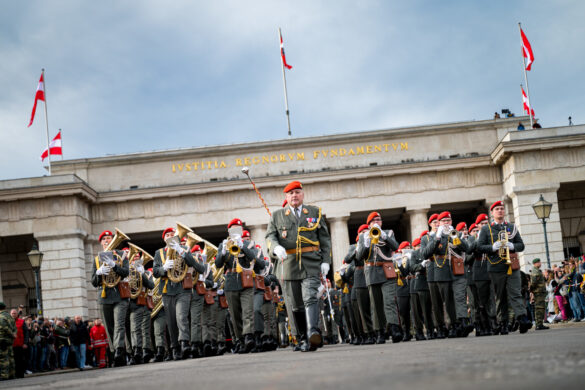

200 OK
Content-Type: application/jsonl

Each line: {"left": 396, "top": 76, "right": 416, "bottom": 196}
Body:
{"left": 1, "top": 1, "right": 584, "bottom": 181}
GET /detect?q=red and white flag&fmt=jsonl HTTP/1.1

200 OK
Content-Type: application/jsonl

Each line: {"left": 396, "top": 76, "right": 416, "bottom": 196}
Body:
{"left": 520, "top": 27, "right": 534, "bottom": 71}
{"left": 40, "top": 131, "right": 62, "bottom": 161}
{"left": 279, "top": 30, "right": 292, "bottom": 70}
{"left": 521, "top": 85, "right": 535, "bottom": 117}
{"left": 28, "top": 72, "right": 46, "bottom": 127}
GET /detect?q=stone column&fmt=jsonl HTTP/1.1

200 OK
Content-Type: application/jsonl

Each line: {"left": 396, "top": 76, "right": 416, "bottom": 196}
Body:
{"left": 36, "top": 229, "right": 89, "bottom": 318}
{"left": 406, "top": 207, "right": 430, "bottom": 242}
{"left": 329, "top": 217, "right": 350, "bottom": 272}
{"left": 509, "top": 185, "right": 564, "bottom": 270}
{"left": 249, "top": 224, "right": 268, "bottom": 257}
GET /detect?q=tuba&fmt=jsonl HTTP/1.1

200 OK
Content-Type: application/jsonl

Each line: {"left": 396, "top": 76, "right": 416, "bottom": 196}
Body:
{"left": 166, "top": 222, "right": 193, "bottom": 283}
{"left": 498, "top": 230, "right": 511, "bottom": 265}
{"left": 150, "top": 277, "right": 164, "bottom": 318}
{"left": 101, "top": 228, "right": 130, "bottom": 288}
{"left": 128, "top": 243, "right": 153, "bottom": 299}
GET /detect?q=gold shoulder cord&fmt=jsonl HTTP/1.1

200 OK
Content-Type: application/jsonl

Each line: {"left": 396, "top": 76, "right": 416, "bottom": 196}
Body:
{"left": 95, "top": 256, "right": 106, "bottom": 298}
{"left": 487, "top": 224, "right": 506, "bottom": 266}
{"left": 160, "top": 249, "right": 169, "bottom": 294}
{"left": 295, "top": 207, "right": 322, "bottom": 269}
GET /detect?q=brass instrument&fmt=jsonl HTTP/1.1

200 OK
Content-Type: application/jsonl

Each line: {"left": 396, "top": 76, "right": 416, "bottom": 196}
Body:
{"left": 498, "top": 230, "right": 511, "bottom": 264}
{"left": 227, "top": 239, "right": 241, "bottom": 258}
{"left": 101, "top": 228, "right": 130, "bottom": 288}
{"left": 166, "top": 222, "right": 193, "bottom": 283}
{"left": 185, "top": 231, "right": 218, "bottom": 263}
{"left": 449, "top": 227, "right": 461, "bottom": 246}
{"left": 150, "top": 277, "right": 163, "bottom": 318}
{"left": 369, "top": 226, "right": 381, "bottom": 245}
{"left": 128, "top": 243, "right": 154, "bottom": 299}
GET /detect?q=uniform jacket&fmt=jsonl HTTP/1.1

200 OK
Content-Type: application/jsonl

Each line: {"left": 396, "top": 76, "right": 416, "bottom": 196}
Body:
{"left": 420, "top": 231, "right": 469, "bottom": 282}
{"left": 355, "top": 229, "right": 399, "bottom": 286}
{"left": 477, "top": 222, "right": 525, "bottom": 273}
{"left": 530, "top": 267, "right": 546, "bottom": 295}
{"left": 344, "top": 244, "right": 366, "bottom": 288}
{"left": 91, "top": 249, "right": 130, "bottom": 304}
{"left": 420, "top": 234, "right": 436, "bottom": 283}
{"left": 215, "top": 239, "right": 265, "bottom": 292}
{"left": 407, "top": 249, "right": 430, "bottom": 292}
{"left": 153, "top": 246, "right": 207, "bottom": 296}
{"left": 266, "top": 204, "right": 331, "bottom": 281}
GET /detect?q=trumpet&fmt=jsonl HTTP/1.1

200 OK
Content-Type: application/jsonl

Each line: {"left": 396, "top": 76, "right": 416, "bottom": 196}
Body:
{"left": 227, "top": 239, "right": 240, "bottom": 258}
{"left": 448, "top": 227, "right": 462, "bottom": 246}
{"left": 101, "top": 228, "right": 130, "bottom": 288}
{"left": 369, "top": 226, "right": 381, "bottom": 245}
{"left": 498, "top": 230, "right": 511, "bottom": 265}
{"left": 166, "top": 222, "right": 193, "bottom": 283}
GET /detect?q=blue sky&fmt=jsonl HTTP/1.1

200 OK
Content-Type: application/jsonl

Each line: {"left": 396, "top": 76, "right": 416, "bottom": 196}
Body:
{"left": 1, "top": 1, "right": 583, "bottom": 180}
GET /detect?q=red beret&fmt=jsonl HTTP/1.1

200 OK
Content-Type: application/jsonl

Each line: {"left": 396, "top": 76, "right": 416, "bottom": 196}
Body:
{"left": 242, "top": 230, "right": 250, "bottom": 238}
{"left": 283, "top": 181, "right": 302, "bottom": 193}
{"left": 227, "top": 218, "right": 243, "bottom": 229}
{"left": 98, "top": 230, "right": 113, "bottom": 242}
{"left": 490, "top": 200, "right": 504, "bottom": 211}
{"left": 398, "top": 241, "right": 410, "bottom": 251}
{"left": 255, "top": 244, "right": 261, "bottom": 248}
{"left": 180, "top": 236, "right": 187, "bottom": 244}
{"left": 162, "top": 227, "right": 175, "bottom": 240}
{"left": 438, "top": 211, "right": 451, "bottom": 220}
{"left": 419, "top": 230, "right": 428, "bottom": 238}
{"left": 367, "top": 212, "right": 381, "bottom": 224}
{"left": 412, "top": 238, "right": 421, "bottom": 247}
{"left": 475, "top": 214, "right": 488, "bottom": 224}
{"left": 357, "top": 224, "right": 369, "bottom": 234}
{"left": 122, "top": 247, "right": 129, "bottom": 252}
{"left": 191, "top": 245, "right": 202, "bottom": 253}
{"left": 469, "top": 223, "right": 478, "bottom": 232}
{"left": 428, "top": 214, "right": 439, "bottom": 224}
{"left": 455, "top": 222, "right": 467, "bottom": 231}
{"left": 282, "top": 199, "right": 288, "bottom": 207}
{"left": 147, "top": 268, "right": 153, "bottom": 273}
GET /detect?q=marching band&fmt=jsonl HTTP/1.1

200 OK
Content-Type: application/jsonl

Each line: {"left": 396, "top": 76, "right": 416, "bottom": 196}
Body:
{"left": 90, "top": 179, "right": 534, "bottom": 366}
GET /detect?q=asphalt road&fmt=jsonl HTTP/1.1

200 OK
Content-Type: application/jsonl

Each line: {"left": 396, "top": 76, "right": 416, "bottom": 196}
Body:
{"left": 4, "top": 324, "right": 585, "bottom": 390}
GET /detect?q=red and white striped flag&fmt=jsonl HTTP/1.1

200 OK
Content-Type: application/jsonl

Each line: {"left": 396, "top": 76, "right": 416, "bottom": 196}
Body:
{"left": 279, "top": 30, "right": 292, "bottom": 70}
{"left": 520, "top": 27, "right": 534, "bottom": 71}
{"left": 40, "top": 131, "right": 62, "bottom": 161}
{"left": 28, "top": 72, "right": 46, "bottom": 127}
{"left": 521, "top": 85, "right": 535, "bottom": 117}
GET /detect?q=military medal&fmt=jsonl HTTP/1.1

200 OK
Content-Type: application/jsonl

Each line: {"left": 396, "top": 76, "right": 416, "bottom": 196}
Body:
{"left": 285, "top": 209, "right": 291, "bottom": 216}
{"left": 302, "top": 208, "right": 308, "bottom": 214}
{"left": 306, "top": 217, "right": 317, "bottom": 228}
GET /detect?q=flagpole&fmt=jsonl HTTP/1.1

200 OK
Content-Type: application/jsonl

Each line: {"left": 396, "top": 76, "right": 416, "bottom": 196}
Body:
{"left": 518, "top": 23, "right": 534, "bottom": 128}
{"left": 278, "top": 28, "right": 292, "bottom": 138}
{"left": 41, "top": 69, "right": 52, "bottom": 174}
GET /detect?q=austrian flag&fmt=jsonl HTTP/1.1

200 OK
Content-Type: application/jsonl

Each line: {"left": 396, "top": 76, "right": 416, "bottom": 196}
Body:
{"left": 40, "top": 131, "right": 62, "bottom": 161}
{"left": 28, "top": 72, "right": 46, "bottom": 127}
{"left": 521, "top": 86, "right": 535, "bottom": 117}
{"left": 520, "top": 27, "right": 534, "bottom": 71}
{"left": 279, "top": 30, "right": 292, "bottom": 70}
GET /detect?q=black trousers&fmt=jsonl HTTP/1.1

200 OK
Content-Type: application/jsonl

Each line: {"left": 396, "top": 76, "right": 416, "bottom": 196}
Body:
{"left": 356, "top": 287, "right": 374, "bottom": 333}
{"left": 351, "top": 299, "right": 364, "bottom": 336}
{"left": 397, "top": 295, "right": 411, "bottom": 333}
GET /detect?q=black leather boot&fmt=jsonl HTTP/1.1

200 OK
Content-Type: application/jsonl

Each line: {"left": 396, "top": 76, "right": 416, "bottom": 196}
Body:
{"left": 292, "top": 311, "right": 307, "bottom": 352}
{"left": 447, "top": 325, "right": 457, "bottom": 338}
{"left": 500, "top": 322, "right": 509, "bottom": 335}
{"left": 191, "top": 341, "right": 202, "bottom": 359}
{"left": 517, "top": 315, "right": 533, "bottom": 334}
{"left": 241, "top": 334, "right": 254, "bottom": 353}
{"left": 154, "top": 347, "right": 164, "bottom": 362}
{"left": 251, "top": 332, "right": 262, "bottom": 353}
{"left": 113, "top": 347, "right": 126, "bottom": 367}
{"left": 210, "top": 340, "right": 218, "bottom": 355}
{"left": 363, "top": 332, "right": 375, "bottom": 345}
{"left": 391, "top": 324, "right": 403, "bottom": 343}
{"left": 143, "top": 348, "right": 154, "bottom": 363}
{"left": 164, "top": 349, "right": 173, "bottom": 361}
{"left": 305, "top": 304, "right": 322, "bottom": 351}
{"left": 426, "top": 330, "right": 434, "bottom": 340}
{"left": 217, "top": 341, "right": 226, "bottom": 355}
{"left": 414, "top": 331, "right": 426, "bottom": 341}
{"left": 133, "top": 347, "right": 143, "bottom": 364}
{"left": 180, "top": 340, "right": 191, "bottom": 359}
{"left": 376, "top": 330, "right": 386, "bottom": 344}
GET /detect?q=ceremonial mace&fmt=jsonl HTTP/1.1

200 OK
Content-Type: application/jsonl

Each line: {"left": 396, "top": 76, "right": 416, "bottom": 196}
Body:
{"left": 241, "top": 166, "right": 272, "bottom": 217}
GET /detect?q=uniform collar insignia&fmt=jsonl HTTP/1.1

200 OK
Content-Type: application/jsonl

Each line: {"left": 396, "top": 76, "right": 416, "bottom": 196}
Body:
{"left": 302, "top": 208, "right": 309, "bottom": 214}
{"left": 285, "top": 209, "right": 291, "bottom": 216}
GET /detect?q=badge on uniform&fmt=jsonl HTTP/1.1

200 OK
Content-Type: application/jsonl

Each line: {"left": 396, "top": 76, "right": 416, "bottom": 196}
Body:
{"left": 285, "top": 209, "right": 291, "bottom": 216}
{"left": 306, "top": 217, "right": 317, "bottom": 228}
{"left": 302, "top": 208, "right": 308, "bottom": 214}
{"left": 282, "top": 230, "right": 287, "bottom": 239}
{"left": 438, "top": 244, "right": 443, "bottom": 249}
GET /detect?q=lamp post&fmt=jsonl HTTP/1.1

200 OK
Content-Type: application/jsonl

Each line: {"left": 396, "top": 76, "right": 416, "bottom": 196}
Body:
{"left": 27, "top": 243, "right": 44, "bottom": 316}
{"left": 532, "top": 194, "right": 553, "bottom": 269}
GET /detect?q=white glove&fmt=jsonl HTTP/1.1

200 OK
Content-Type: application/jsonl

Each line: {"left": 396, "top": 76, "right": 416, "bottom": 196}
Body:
{"left": 380, "top": 229, "right": 388, "bottom": 241}
{"left": 221, "top": 240, "right": 227, "bottom": 255}
{"left": 170, "top": 242, "right": 185, "bottom": 256}
{"left": 136, "top": 265, "right": 145, "bottom": 274}
{"left": 274, "top": 245, "right": 287, "bottom": 260}
{"left": 405, "top": 252, "right": 412, "bottom": 260}
{"left": 217, "top": 289, "right": 224, "bottom": 295}
{"left": 492, "top": 241, "right": 502, "bottom": 252}
{"left": 435, "top": 226, "right": 444, "bottom": 240}
{"left": 213, "top": 282, "right": 218, "bottom": 289}
{"left": 506, "top": 242, "right": 515, "bottom": 250}
{"left": 321, "top": 263, "right": 330, "bottom": 275}
{"left": 236, "top": 237, "right": 244, "bottom": 249}
{"left": 317, "top": 284, "right": 325, "bottom": 298}
{"left": 364, "top": 235, "right": 371, "bottom": 248}
{"left": 198, "top": 274, "right": 205, "bottom": 281}
{"left": 421, "top": 260, "right": 430, "bottom": 268}
{"left": 201, "top": 253, "right": 207, "bottom": 263}
{"left": 163, "top": 259, "right": 175, "bottom": 271}
{"left": 96, "top": 265, "right": 111, "bottom": 276}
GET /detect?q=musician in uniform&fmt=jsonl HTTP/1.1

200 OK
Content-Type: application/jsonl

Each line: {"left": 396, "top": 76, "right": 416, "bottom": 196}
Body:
{"left": 452, "top": 222, "right": 472, "bottom": 336}
{"left": 91, "top": 230, "right": 130, "bottom": 367}
{"left": 464, "top": 223, "right": 482, "bottom": 336}
{"left": 344, "top": 226, "right": 375, "bottom": 344}
{"left": 216, "top": 218, "right": 266, "bottom": 354}
{"left": 420, "top": 211, "right": 468, "bottom": 338}
{"left": 153, "top": 227, "right": 208, "bottom": 360}
{"left": 356, "top": 212, "right": 402, "bottom": 343}
{"left": 420, "top": 214, "right": 444, "bottom": 338}
{"left": 396, "top": 241, "right": 412, "bottom": 341}
{"left": 407, "top": 237, "right": 434, "bottom": 340}
{"left": 477, "top": 201, "right": 532, "bottom": 334}
{"left": 190, "top": 244, "right": 214, "bottom": 358}
{"left": 126, "top": 248, "right": 154, "bottom": 364}
{"left": 266, "top": 180, "right": 332, "bottom": 352}
{"left": 141, "top": 269, "right": 155, "bottom": 362}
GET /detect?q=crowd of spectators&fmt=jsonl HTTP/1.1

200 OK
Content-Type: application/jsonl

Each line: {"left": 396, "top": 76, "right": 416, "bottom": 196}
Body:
{"left": 541, "top": 257, "right": 585, "bottom": 323}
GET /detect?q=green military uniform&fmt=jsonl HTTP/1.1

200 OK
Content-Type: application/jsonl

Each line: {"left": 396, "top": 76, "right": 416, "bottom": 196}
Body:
{"left": 530, "top": 259, "right": 548, "bottom": 329}
{"left": 91, "top": 249, "right": 129, "bottom": 365}
{"left": 344, "top": 244, "right": 374, "bottom": 343}
{"left": 215, "top": 239, "right": 265, "bottom": 353}
{"left": 355, "top": 229, "right": 401, "bottom": 343}
{"left": 420, "top": 229, "right": 469, "bottom": 337}
{"left": 152, "top": 305, "right": 167, "bottom": 361}
{"left": 128, "top": 268, "right": 155, "bottom": 364}
{"left": 0, "top": 306, "right": 16, "bottom": 380}
{"left": 466, "top": 234, "right": 497, "bottom": 335}
{"left": 420, "top": 232, "right": 444, "bottom": 338}
{"left": 266, "top": 203, "right": 332, "bottom": 352}
{"left": 477, "top": 221, "right": 531, "bottom": 333}
{"left": 190, "top": 262, "right": 214, "bottom": 358}
{"left": 153, "top": 245, "right": 207, "bottom": 359}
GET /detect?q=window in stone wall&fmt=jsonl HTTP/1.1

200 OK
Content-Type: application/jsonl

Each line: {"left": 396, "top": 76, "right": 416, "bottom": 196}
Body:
{"left": 563, "top": 237, "right": 581, "bottom": 258}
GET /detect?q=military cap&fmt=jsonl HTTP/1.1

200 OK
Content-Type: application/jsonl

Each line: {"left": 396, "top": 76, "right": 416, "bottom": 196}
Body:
{"left": 455, "top": 222, "right": 467, "bottom": 231}
{"left": 357, "top": 224, "right": 369, "bottom": 234}
{"left": 367, "top": 212, "right": 381, "bottom": 224}
{"left": 98, "top": 230, "right": 113, "bottom": 242}
{"left": 469, "top": 223, "right": 477, "bottom": 232}
{"left": 398, "top": 241, "right": 410, "bottom": 251}
{"left": 242, "top": 230, "right": 251, "bottom": 238}
{"left": 532, "top": 258, "right": 541, "bottom": 264}
{"left": 438, "top": 211, "right": 451, "bottom": 220}
{"left": 162, "top": 227, "right": 175, "bottom": 239}
{"left": 228, "top": 218, "right": 243, "bottom": 228}
{"left": 428, "top": 214, "right": 439, "bottom": 224}
{"left": 283, "top": 181, "right": 302, "bottom": 193}
{"left": 419, "top": 230, "right": 428, "bottom": 238}
{"left": 412, "top": 238, "right": 421, "bottom": 247}
{"left": 490, "top": 200, "right": 504, "bottom": 211}
{"left": 475, "top": 214, "right": 488, "bottom": 224}
{"left": 191, "top": 245, "right": 202, "bottom": 253}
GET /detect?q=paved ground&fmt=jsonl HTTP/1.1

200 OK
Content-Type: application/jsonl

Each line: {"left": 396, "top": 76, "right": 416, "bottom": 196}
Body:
{"left": 4, "top": 323, "right": 585, "bottom": 390}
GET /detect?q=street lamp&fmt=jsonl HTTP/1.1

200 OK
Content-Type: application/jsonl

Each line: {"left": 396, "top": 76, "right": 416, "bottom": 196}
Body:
{"left": 532, "top": 194, "right": 553, "bottom": 269}
{"left": 27, "top": 242, "right": 44, "bottom": 316}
